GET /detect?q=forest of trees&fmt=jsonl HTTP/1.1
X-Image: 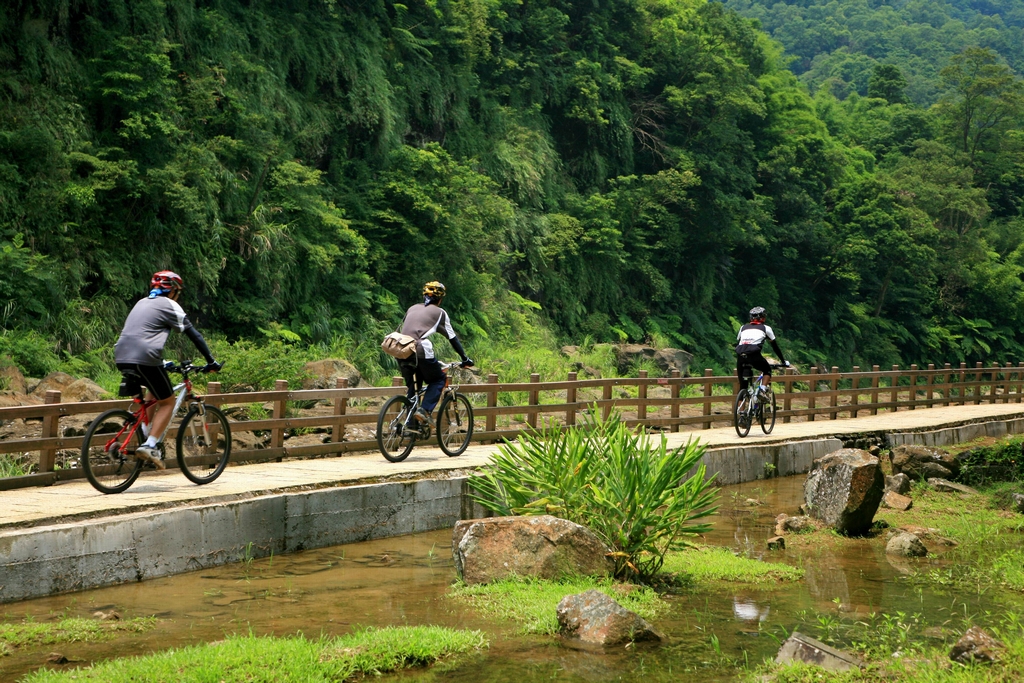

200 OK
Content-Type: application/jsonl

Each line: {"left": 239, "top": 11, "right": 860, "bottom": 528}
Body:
{"left": 1, "top": 0, "right": 1023, "bottom": 381}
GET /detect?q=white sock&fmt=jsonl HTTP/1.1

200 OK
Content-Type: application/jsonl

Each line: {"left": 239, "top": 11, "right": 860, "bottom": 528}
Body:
{"left": 144, "top": 436, "right": 158, "bottom": 449}
{"left": 141, "top": 423, "right": 150, "bottom": 438}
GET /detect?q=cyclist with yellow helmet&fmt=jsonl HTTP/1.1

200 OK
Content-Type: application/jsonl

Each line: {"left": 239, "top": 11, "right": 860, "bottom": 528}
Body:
{"left": 398, "top": 281, "right": 473, "bottom": 427}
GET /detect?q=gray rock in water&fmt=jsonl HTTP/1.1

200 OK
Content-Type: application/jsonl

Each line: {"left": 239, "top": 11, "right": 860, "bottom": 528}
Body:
{"left": 557, "top": 589, "right": 663, "bottom": 647}
{"left": 804, "top": 449, "right": 884, "bottom": 535}
{"left": 452, "top": 515, "right": 613, "bottom": 585}
{"left": 950, "top": 626, "right": 1003, "bottom": 664}
{"left": 884, "top": 473, "right": 911, "bottom": 495}
{"left": 1011, "top": 493, "right": 1024, "bottom": 514}
{"left": 775, "top": 632, "right": 864, "bottom": 671}
{"left": 886, "top": 532, "right": 927, "bottom": 557}
{"left": 774, "top": 514, "right": 814, "bottom": 535}
{"left": 891, "top": 445, "right": 960, "bottom": 480}
{"left": 767, "top": 536, "right": 786, "bottom": 550}
{"left": 927, "top": 478, "right": 978, "bottom": 495}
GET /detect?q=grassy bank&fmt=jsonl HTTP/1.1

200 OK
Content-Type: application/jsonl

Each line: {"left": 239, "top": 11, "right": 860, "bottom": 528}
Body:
{"left": 22, "top": 626, "right": 487, "bottom": 682}
{"left": 0, "top": 616, "right": 156, "bottom": 655}
{"left": 661, "top": 546, "right": 804, "bottom": 587}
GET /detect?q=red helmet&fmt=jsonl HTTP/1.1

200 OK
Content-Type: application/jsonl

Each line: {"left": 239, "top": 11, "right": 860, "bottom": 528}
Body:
{"left": 150, "top": 270, "right": 184, "bottom": 293}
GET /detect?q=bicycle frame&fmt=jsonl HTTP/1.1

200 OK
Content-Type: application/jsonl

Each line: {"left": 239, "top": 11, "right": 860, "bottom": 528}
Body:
{"left": 103, "top": 374, "right": 196, "bottom": 454}
{"left": 394, "top": 362, "right": 461, "bottom": 431}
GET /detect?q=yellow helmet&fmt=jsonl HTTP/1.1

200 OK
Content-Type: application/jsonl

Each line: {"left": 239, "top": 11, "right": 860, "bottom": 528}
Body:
{"left": 423, "top": 281, "right": 446, "bottom": 300}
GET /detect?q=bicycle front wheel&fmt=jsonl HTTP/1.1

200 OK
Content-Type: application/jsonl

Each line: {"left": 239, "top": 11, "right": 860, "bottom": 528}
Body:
{"left": 377, "top": 395, "right": 416, "bottom": 462}
{"left": 81, "top": 409, "right": 144, "bottom": 494}
{"left": 176, "top": 404, "right": 231, "bottom": 484}
{"left": 437, "top": 392, "right": 474, "bottom": 457}
{"left": 733, "top": 392, "right": 752, "bottom": 438}
{"left": 760, "top": 388, "right": 777, "bottom": 434}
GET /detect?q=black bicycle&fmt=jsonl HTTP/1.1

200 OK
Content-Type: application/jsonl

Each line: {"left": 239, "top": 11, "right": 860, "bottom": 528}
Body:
{"left": 733, "top": 363, "right": 782, "bottom": 437}
{"left": 376, "top": 360, "right": 475, "bottom": 462}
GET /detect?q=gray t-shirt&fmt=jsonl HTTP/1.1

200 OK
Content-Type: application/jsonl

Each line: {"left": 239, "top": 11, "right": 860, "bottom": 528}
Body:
{"left": 400, "top": 303, "right": 457, "bottom": 360}
{"left": 114, "top": 296, "right": 192, "bottom": 366}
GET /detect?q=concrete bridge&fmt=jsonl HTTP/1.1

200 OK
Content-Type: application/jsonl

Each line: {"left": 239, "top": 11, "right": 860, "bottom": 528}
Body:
{"left": 2, "top": 401, "right": 1024, "bottom": 604}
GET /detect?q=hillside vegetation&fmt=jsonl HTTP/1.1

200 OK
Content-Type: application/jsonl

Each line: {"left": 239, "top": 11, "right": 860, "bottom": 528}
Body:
{"left": 1, "top": 0, "right": 1023, "bottom": 385}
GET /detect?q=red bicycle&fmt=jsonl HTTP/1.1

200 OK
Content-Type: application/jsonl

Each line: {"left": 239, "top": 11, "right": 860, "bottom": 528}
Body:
{"left": 80, "top": 361, "right": 231, "bottom": 494}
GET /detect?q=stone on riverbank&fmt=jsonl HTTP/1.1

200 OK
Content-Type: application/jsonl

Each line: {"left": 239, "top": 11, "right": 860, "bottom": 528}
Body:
{"left": 452, "top": 515, "right": 613, "bottom": 585}
{"left": 556, "top": 589, "right": 663, "bottom": 647}
{"left": 1011, "top": 493, "right": 1024, "bottom": 514}
{"left": 775, "top": 632, "right": 864, "bottom": 671}
{"left": 766, "top": 536, "right": 785, "bottom": 550}
{"left": 881, "top": 491, "right": 913, "bottom": 511}
{"left": 891, "top": 445, "right": 960, "bottom": 481}
{"left": 886, "top": 532, "right": 927, "bottom": 557}
{"left": 804, "top": 449, "right": 884, "bottom": 535}
{"left": 884, "top": 473, "right": 911, "bottom": 495}
{"left": 927, "top": 478, "right": 978, "bottom": 495}
{"left": 302, "top": 359, "right": 361, "bottom": 389}
{"left": 950, "top": 626, "right": 1003, "bottom": 664}
{"left": 774, "top": 514, "right": 814, "bottom": 535}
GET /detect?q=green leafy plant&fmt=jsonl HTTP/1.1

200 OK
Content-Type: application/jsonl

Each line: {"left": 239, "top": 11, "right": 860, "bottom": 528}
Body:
{"left": 469, "top": 410, "right": 719, "bottom": 582}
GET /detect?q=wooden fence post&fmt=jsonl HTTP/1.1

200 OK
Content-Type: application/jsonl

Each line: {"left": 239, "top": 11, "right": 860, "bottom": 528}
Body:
{"left": 975, "top": 362, "right": 984, "bottom": 405}
{"left": 943, "top": 363, "right": 952, "bottom": 406}
{"left": 850, "top": 367, "right": 859, "bottom": 418}
{"left": 206, "top": 381, "right": 222, "bottom": 455}
{"left": 527, "top": 373, "right": 540, "bottom": 429}
{"left": 1018, "top": 362, "right": 1024, "bottom": 404}
{"left": 891, "top": 365, "right": 900, "bottom": 411}
{"left": 991, "top": 362, "right": 1001, "bottom": 403}
{"left": 870, "top": 365, "right": 880, "bottom": 415}
{"left": 783, "top": 368, "right": 793, "bottom": 423}
{"left": 332, "top": 377, "right": 348, "bottom": 444}
{"left": 808, "top": 367, "right": 818, "bottom": 421}
{"left": 959, "top": 362, "right": 967, "bottom": 405}
{"left": 909, "top": 364, "right": 918, "bottom": 410}
{"left": 566, "top": 372, "right": 577, "bottom": 427}
{"left": 486, "top": 373, "right": 498, "bottom": 442}
{"left": 1005, "top": 362, "right": 1014, "bottom": 403}
{"left": 671, "top": 370, "right": 681, "bottom": 432}
{"left": 702, "top": 369, "right": 713, "bottom": 429}
{"left": 830, "top": 366, "right": 839, "bottom": 420}
{"left": 929, "top": 362, "right": 937, "bottom": 405}
{"left": 602, "top": 381, "right": 613, "bottom": 420}
{"left": 270, "top": 379, "right": 288, "bottom": 459}
{"left": 38, "top": 390, "right": 62, "bottom": 472}
{"left": 637, "top": 370, "right": 648, "bottom": 423}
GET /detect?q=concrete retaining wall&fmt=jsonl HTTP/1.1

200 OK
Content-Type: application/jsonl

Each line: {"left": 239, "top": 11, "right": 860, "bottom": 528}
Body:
{"left": 888, "top": 417, "right": 1024, "bottom": 448}
{"left": 699, "top": 438, "right": 843, "bottom": 485}
{"left": 0, "top": 478, "right": 468, "bottom": 604}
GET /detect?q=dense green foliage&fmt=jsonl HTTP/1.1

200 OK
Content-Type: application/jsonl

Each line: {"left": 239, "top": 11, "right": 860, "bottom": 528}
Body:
{"left": 1, "top": 0, "right": 1023, "bottom": 381}
{"left": 470, "top": 413, "right": 719, "bottom": 581}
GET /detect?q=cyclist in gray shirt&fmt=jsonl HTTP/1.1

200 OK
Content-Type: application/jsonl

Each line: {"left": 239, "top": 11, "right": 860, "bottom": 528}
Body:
{"left": 114, "top": 271, "right": 220, "bottom": 468}
{"left": 399, "top": 281, "right": 473, "bottom": 427}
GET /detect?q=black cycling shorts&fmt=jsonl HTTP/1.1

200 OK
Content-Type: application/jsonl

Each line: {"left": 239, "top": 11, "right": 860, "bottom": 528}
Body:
{"left": 116, "top": 363, "right": 174, "bottom": 400}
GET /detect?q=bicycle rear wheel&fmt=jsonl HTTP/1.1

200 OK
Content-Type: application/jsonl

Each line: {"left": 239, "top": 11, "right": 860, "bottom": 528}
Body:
{"left": 759, "top": 388, "right": 777, "bottom": 434}
{"left": 177, "top": 404, "right": 231, "bottom": 484}
{"left": 437, "top": 392, "right": 474, "bottom": 457}
{"left": 81, "top": 409, "right": 144, "bottom": 494}
{"left": 377, "top": 395, "right": 417, "bottom": 462}
{"left": 733, "top": 392, "right": 752, "bottom": 438}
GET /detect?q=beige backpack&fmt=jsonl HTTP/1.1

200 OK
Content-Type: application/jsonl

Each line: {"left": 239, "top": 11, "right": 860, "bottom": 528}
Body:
{"left": 381, "top": 331, "right": 417, "bottom": 359}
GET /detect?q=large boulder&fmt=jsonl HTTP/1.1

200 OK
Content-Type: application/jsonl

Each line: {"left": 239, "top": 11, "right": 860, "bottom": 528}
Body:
{"left": 612, "top": 345, "right": 692, "bottom": 375}
{"left": 927, "top": 478, "right": 978, "bottom": 495}
{"left": 452, "top": 515, "right": 613, "bottom": 585}
{"left": 803, "top": 449, "right": 884, "bottom": 535}
{"left": 891, "top": 445, "right": 960, "bottom": 481}
{"left": 556, "top": 589, "right": 663, "bottom": 647}
{"left": 881, "top": 491, "right": 913, "bottom": 511}
{"left": 29, "top": 373, "right": 107, "bottom": 402}
{"left": 302, "top": 359, "right": 361, "bottom": 389}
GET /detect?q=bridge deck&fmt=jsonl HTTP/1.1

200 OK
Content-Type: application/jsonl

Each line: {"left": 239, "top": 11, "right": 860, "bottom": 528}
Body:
{"left": 3, "top": 402, "right": 1023, "bottom": 530}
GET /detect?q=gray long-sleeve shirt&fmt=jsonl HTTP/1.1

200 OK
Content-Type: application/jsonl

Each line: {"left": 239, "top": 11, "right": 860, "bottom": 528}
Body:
{"left": 400, "top": 303, "right": 463, "bottom": 360}
{"left": 114, "top": 296, "right": 200, "bottom": 366}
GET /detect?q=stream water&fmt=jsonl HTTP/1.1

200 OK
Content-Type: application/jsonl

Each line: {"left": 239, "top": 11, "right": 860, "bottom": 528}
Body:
{"left": 3, "top": 475, "right": 1022, "bottom": 682}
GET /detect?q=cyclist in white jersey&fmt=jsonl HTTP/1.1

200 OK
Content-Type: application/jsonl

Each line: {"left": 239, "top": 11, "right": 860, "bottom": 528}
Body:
{"left": 735, "top": 306, "right": 790, "bottom": 392}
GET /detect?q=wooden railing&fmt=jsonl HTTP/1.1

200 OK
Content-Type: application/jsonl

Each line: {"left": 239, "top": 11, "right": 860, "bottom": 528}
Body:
{"left": 2, "top": 361, "right": 1023, "bottom": 490}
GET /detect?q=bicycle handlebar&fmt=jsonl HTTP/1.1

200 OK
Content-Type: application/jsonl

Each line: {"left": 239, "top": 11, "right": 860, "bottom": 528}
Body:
{"left": 164, "top": 360, "right": 224, "bottom": 375}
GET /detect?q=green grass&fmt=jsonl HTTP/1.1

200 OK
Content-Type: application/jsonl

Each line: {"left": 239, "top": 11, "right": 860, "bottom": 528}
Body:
{"left": 0, "top": 454, "right": 30, "bottom": 477}
{"left": 0, "top": 616, "right": 157, "bottom": 650}
{"left": 750, "top": 627, "right": 1024, "bottom": 682}
{"left": 660, "top": 546, "right": 804, "bottom": 586}
{"left": 448, "top": 576, "right": 664, "bottom": 634}
{"left": 23, "top": 626, "right": 487, "bottom": 682}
